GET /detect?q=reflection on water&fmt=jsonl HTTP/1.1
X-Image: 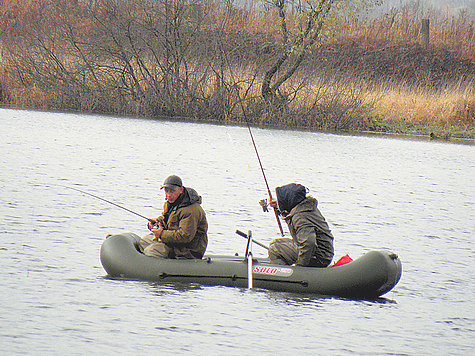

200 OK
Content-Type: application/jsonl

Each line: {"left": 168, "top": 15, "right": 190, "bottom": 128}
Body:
{"left": 0, "top": 108, "right": 473, "bottom": 354}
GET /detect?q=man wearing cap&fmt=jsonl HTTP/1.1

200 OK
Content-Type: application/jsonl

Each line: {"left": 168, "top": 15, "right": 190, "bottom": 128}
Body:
{"left": 267, "top": 183, "right": 334, "bottom": 267}
{"left": 138, "top": 175, "right": 208, "bottom": 259}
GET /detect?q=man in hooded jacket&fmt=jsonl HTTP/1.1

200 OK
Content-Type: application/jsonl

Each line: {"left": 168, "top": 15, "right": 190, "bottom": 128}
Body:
{"left": 268, "top": 183, "right": 334, "bottom": 267}
{"left": 138, "top": 175, "right": 208, "bottom": 259}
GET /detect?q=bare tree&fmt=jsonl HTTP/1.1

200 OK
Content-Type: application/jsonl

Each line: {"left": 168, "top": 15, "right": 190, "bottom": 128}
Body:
{"left": 261, "top": 0, "right": 336, "bottom": 105}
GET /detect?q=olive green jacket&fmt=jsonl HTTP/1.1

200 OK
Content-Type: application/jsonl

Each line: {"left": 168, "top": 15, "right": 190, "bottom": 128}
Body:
{"left": 283, "top": 197, "right": 334, "bottom": 266}
{"left": 157, "top": 187, "right": 208, "bottom": 259}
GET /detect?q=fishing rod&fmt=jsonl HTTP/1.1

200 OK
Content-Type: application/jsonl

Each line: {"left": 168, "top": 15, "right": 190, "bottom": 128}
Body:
{"left": 236, "top": 229, "right": 269, "bottom": 251}
{"left": 245, "top": 119, "right": 284, "bottom": 236}
{"left": 65, "top": 186, "right": 154, "bottom": 223}
{"left": 218, "top": 23, "right": 283, "bottom": 236}
{"left": 229, "top": 78, "right": 284, "bottom": 236}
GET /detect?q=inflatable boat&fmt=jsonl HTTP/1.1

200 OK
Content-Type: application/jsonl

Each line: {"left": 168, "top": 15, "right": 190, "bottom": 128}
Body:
{"left": 100, "top": 232, "right": 402, "bottom": 299}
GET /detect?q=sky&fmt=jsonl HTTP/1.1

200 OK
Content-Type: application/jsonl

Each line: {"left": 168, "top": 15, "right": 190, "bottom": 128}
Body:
{"left": 238, "top": 0, "right": 475, "bottom": 20}
{"left": 372, "top": 0, "right": 475, "bottom": 19}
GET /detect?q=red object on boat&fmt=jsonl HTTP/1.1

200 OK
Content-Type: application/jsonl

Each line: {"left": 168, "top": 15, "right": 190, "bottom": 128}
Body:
{"left": 332, "top": 254, "right": 353, "bottom": 267}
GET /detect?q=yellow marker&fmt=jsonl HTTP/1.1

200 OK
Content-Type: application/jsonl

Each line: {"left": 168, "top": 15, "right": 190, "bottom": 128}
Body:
{"left": 27, "top": 271, "right": 29, "bottom": 277}
{"left": 248, "top": 164, "right": 252, "bottom": 172}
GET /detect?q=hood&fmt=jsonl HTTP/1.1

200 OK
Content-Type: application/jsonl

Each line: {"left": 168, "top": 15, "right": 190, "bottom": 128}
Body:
{"left": 177, "top": 187, "right": 202, "bottom": 208}
{"left": 275, "top": 183, "right": 307, "bottom": 215}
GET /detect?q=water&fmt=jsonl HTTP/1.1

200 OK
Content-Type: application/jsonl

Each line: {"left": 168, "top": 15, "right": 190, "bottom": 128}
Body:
{"left": 0, "top": 108, "right": 473, "bottom": 354}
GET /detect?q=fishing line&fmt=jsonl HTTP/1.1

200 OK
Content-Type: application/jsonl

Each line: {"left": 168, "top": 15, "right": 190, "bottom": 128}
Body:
{"left": 64, "top": 185, "right": 153, "bottom": 222}
{"left": 224, "top": 62, "right": 284, "bottom": 236}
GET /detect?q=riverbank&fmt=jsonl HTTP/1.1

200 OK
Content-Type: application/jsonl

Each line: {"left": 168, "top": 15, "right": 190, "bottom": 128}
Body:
{"left": 1, "top": 70, "right": 472, "bottom": 141}
{"left": 0, "top": 85, "right": 472, "bottom": 141}
{"left": 3, "top": 105, "right": 473, "bottom": 146}
{"left": 0, "top": 0, "right": 473, "bottom": 139}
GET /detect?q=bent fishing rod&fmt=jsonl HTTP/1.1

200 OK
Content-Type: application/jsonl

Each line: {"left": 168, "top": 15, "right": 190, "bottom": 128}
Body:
{"left": 245, "top": 119, "right": 284, "bottom": 236}
{"left": 65, "top": 186, "right": 155, "bottom": 223}
{"left": 226, "top": 74, "right": 284, "bottom": 236}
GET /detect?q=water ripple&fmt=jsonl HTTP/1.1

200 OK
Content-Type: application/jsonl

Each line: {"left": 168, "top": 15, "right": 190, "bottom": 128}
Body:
{"left": 1, "top": 108, "right": 473, "bottom": 354}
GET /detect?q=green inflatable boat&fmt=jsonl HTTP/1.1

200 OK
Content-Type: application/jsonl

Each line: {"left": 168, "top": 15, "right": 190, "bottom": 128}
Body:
{"left": 100, "top": 232, "right": 402, "bottom": 299}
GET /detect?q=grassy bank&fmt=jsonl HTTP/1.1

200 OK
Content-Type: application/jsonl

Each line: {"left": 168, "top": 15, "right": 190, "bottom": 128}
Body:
{"left": 0, "top": 0, "right": 473, "bottom": 140}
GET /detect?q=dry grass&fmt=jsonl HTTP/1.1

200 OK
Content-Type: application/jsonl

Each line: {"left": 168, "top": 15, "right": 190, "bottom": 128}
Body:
{"left": 330, "top": 7, "right": 475, "bottom": 61}
{"left": 367, "top": 87, "right": 474, "bottom": 125}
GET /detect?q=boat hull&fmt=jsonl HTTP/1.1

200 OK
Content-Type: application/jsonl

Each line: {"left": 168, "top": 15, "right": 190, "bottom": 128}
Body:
{"left": 100, "top": 232, "right": 402, "bottom": 299}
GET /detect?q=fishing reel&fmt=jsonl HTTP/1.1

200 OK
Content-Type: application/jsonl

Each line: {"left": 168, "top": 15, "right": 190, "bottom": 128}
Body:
{"left": 148, "top": 220, "right": 161, "bottom": 231}
{"left": 259, "top": 198, "right": 268, "bottom": 212}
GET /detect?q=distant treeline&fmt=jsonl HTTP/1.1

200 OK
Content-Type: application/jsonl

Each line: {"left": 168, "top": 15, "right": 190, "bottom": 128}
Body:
{"left": 0, "top": 0, "right": 473, "bottom": 136}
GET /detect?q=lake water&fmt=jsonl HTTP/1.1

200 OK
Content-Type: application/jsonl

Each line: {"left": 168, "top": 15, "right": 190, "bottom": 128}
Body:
{"left": 0, "top": 108, "right": 473, "bottom": 354}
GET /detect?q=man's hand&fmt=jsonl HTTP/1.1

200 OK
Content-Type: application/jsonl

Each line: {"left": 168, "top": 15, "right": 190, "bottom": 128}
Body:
{"left": 147, "top": 218, "right": 158, "bottom": 230}
{"left": 151, "top": 222, "right": 164, "bottom": 241}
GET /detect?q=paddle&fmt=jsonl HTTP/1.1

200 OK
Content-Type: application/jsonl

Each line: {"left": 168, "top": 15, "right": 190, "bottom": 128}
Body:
{"left": 235, "top": 229, "right": 269, "bottom": 250}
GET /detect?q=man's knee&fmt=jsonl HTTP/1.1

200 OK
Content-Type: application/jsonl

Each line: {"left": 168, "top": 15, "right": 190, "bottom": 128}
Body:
{"left": 268, "top": 238, "right": 296, "bottom": 265}
{"left": 143, "top": 241, "right": 169, "bottom": 258}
